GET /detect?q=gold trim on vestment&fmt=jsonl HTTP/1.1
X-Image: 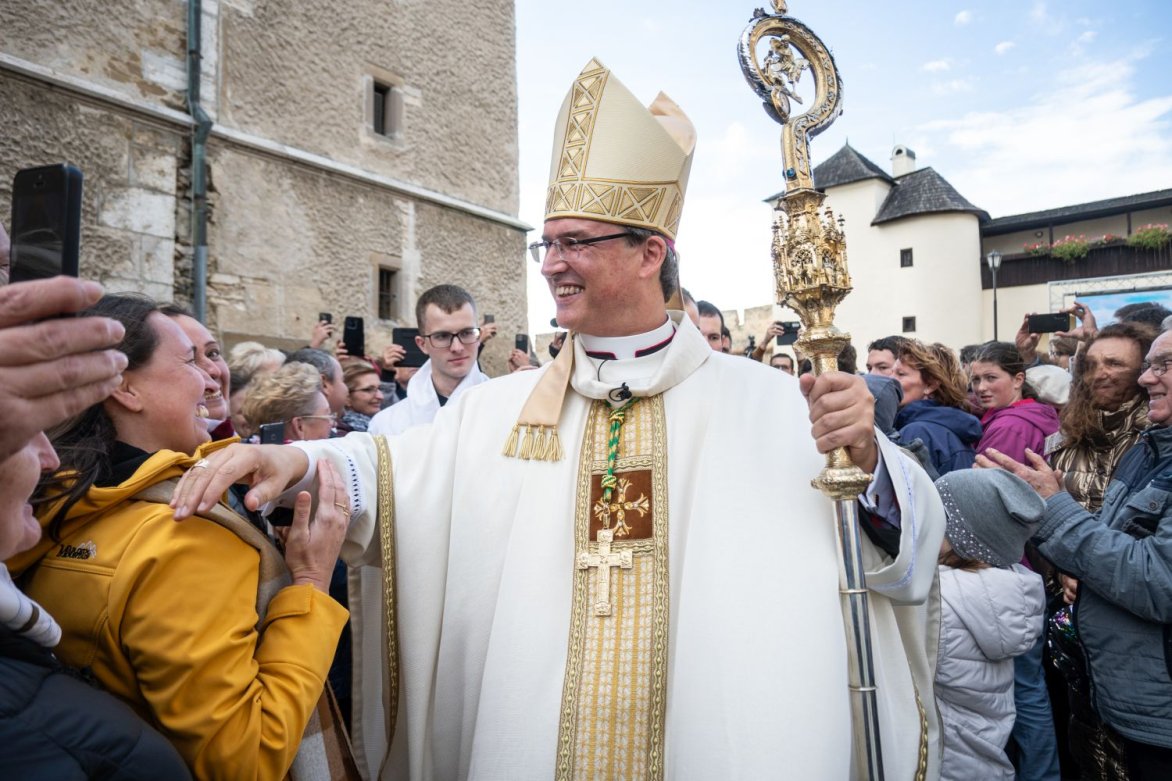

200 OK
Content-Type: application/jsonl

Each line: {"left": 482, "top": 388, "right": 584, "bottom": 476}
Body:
{"left": 914, "top": 686, "right": 929, "bottom": 781}
{"left": 555, "top": 396, "right": 670, "bottom": 780}
{"left": 375, "top": 436, "right": 401, "bottom": 769}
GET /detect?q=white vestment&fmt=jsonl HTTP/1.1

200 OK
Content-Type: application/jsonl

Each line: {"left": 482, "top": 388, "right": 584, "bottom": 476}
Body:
{"left": 353, "top": 357, "right": 490, "bottom": 776}
{"left": 367, "top": 358, "right": 490, "bottom": 438}
{"left": 292, "top": 314, "right": 945, "bottom": 780}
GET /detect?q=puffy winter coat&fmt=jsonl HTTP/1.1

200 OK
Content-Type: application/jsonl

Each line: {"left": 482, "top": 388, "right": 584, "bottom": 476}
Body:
{"left": 895, "top": 399, "right": 983, "bottom": 475}
{"left": 0, "top": 626, "right": 191, "bottom": 780}
{"left": 977, "top": 399, "right": 1060, "bottom": 463}
{"left": 936, "top": 564, "right": 1045, "bottom": 781}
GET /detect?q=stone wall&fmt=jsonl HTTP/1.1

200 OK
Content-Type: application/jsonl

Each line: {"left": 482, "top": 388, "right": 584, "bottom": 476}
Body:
{"left": 1, "top": 0, "right": 523, "bottom": 377}
{"left": 0, "top": 77, "right": 182, "bottom": 302}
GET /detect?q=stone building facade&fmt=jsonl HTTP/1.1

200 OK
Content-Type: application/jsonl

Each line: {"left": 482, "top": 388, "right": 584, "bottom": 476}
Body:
{"left": 0, "top": 0, "right": 527, "bottom": 369}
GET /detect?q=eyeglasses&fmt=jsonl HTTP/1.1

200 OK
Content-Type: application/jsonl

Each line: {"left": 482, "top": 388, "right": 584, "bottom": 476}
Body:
{"left": 1140, "top": 358, "right": 1172, "bottom": 377}
{"left": 420, "top": 328, "right": 481, "bottom": 348}
{"left": 527, "top": 231, "right": 635, "bottom": 264}
{"left": 295, "top": 413, "right": 336, "bottom": 424}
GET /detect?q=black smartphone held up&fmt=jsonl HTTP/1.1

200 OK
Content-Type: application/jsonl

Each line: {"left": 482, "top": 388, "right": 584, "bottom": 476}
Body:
{"left": 392, "top": 327, "right": 428, "bottom": 368}
{"left": 1027, "top": 312, "right": 1074, "bottom": 333}
{"left": 776, "top": 321, "right": 800, "bottom": 346}
{"left": 258, "top": 421, "right": 285, "bottom": 445}
{"left": 9, "top": 163, "right": 84, "bottom": 282}
{"left": 319, "top": 312, "right": 333, "bottom": 325}
{"left": 515, "top": 333, "right": 530, "bottom": 353}
{"left": 343, "top": 316, "right": 365, "bottom": 357}
{"left": 483, "top": 313, "right": 495, "bottom": 324}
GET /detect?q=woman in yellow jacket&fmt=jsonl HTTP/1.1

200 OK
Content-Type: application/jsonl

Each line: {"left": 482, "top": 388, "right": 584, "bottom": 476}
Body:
{"left": 9, "top": 294, "right": 353, "bottom": 781}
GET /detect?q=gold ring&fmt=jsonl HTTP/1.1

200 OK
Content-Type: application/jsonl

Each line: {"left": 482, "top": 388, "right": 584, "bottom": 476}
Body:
{"left": 334, "top": 502, "right": 351, "bottom": 515}
{"left": 192, "top": 459, "right": 211, "bottom": 470}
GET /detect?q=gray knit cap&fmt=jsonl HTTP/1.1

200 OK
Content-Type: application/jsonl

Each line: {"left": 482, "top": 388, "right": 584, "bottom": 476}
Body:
{"left": 934, "top": 469, "right": 1045, "bottom": 567}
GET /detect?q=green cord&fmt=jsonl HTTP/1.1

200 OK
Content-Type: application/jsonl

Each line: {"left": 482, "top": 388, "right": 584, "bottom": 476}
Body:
{"left": 600, "top": 398, "right": 637, "bottom": 505}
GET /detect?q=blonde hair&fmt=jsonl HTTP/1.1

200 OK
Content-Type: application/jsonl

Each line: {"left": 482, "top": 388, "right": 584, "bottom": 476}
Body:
{"left": 228, "top": 341, "right": 286, "bottom": 387}
{"left": 241, "top": 363, "right": 323, "bottom": 428}
{"left": 340, "top": 358, "right": 380, "bottom": 392}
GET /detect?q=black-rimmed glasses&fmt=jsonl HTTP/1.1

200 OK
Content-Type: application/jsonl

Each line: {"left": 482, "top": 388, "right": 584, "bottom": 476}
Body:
{"left": 1140, "top": 358, "right": 1172, "bottom": 377}
{"left": 527, "top": 231, "right": 635, "bottom": 264}
{"left": 420, "top": 328, "right": 481, "bottom": 348}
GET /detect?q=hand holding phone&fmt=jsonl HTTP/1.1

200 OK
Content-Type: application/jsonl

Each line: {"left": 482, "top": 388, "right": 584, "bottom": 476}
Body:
{"left": 1027, "top": 312, "right": 1074, "bottom": 334}
{"left": 343, "top": 316, "right": 365, "bottom": 358}
{"left": 515, "top": 333, "right": 530, "bottom": 354}
{"left": 9, "top": 164, "right": 83, "bottom": 282}
{"left": 392, "top": 327, "right": 428, "bottom": 368}
{"left": 776, "top": 321, "right": 800, "bottom": 346}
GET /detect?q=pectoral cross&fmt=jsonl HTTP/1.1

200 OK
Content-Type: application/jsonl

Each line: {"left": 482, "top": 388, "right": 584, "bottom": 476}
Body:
{"left": 577, "top": 528, "right": 632, "bottom": 617}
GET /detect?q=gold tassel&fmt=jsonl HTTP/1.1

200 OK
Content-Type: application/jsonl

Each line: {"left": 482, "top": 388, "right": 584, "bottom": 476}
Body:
{"left": 545, "top": 427, "right": 563, "bottom": 461}
{"left": 518, "top": 425, "right": 534, "bottom": 460}
{"left": 532, "top": 426, "right": 549, "bottom": 460}
{"left": 502, "top": 424, "right": 520, "bottom": 457}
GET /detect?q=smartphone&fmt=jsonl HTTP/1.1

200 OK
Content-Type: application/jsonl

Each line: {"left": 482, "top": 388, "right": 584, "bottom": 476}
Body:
{"left": 9, "top": 163, "right": 84, "bottom": 282}
{"left": 1027, "top": 312, "right": 1074, "bottom": 333}
{"left": 776, "top": 321, "right": 800, "bottom": 346}
{"left": 515, "top": 333, "right": 530, "bottom": 353}
{"left": 343, "top": 316, "right": 365, "bottom": 357}
{"left": 392, "top": 327, "right": 428, "bottom": 368}
{"left": 319, "top": 312, "right": 333, "bottom": 324}
{"left": 483, "top": 314, "right": 495, "bottom": 324}
{"left": 258, "top": 421, "right": 285, "bottom": 444}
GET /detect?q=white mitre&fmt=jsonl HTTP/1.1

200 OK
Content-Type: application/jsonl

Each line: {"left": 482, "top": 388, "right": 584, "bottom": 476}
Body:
{"left": 544, "top": 58, "right": 697, "bottom": 240}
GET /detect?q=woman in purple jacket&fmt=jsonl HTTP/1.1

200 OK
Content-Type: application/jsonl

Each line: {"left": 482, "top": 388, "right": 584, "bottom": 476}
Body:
{"left": 969, "top": 340, "right": 1062, "bottom": 781}
{"left": 971, "top": 341, "right": 1060, "bottom": 462}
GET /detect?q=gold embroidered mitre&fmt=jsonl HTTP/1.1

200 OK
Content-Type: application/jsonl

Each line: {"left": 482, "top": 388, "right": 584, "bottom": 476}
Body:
{"left": 545, "top": 58, "right": 696, "bottom": 240}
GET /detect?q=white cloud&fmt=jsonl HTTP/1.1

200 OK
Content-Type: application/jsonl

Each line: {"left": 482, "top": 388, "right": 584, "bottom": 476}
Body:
{"left": 1069, "top": 30, "right": 1098, "bottom": 56}
{"left": 932, "top": 78, "right": 975, "bottom": 96}
{"left": 994, "top": 41, "right": 1016, "bottom": 55}
{"left": 954, "top": 10, "right": 972, "bottom": 26}
{"left": 917, "top": 54, "right": 1172, "bottom": 216}
{"left": 1030, "top": 1, "right": 1048, "bottom": 23}
{"left": 922, "top": 59, "right": 952, "bottom": 73}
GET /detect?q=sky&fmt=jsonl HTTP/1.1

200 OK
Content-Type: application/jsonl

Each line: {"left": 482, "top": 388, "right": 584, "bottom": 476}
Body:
{"left": 514, "top": 0, "right": 1172, "bottom": 333}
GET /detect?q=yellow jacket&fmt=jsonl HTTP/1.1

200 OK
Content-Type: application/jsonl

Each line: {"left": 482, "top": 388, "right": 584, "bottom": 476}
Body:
{"left": 9, "top": 439, "right": 349, "bottom": 781}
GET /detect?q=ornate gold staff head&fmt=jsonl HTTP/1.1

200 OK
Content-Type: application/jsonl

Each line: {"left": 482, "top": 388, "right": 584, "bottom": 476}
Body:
{"left": 739, "top": 1, "right": 869, "bottom": 494}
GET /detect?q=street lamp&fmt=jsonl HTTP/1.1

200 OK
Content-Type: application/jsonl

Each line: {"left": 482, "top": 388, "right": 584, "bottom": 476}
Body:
{"left": 986, "top": 249, "right": 1002, "bottom": 340}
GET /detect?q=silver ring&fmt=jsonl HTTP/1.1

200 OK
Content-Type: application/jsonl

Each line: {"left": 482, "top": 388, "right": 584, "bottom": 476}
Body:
{"left": 192, "top": 458, "right": 211, "bottom": 470}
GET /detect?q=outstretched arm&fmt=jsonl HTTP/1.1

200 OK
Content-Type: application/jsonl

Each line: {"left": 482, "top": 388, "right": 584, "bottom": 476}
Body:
{"left": 980, "top": 447, "right": 1172, "bottom": 623}
{"left": 170, "top": 443, "right": 310, "bottom": 519}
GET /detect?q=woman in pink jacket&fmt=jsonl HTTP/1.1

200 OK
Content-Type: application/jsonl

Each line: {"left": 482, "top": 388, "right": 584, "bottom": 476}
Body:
{"left": 971, "top": 341, "right": 1060, "bottom": 462}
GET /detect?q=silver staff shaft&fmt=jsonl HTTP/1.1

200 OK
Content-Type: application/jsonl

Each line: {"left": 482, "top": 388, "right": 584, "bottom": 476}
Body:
{"left": 835, "top": 496, "right": 884, "bottom": 780}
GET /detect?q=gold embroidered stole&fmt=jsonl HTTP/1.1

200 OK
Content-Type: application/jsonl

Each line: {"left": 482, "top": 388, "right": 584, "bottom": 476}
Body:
{"left": 374, "top": 436, "right": 402, "bottom": 779}
{"left": 556, "top": 395, "right": 670, "bottom": 781}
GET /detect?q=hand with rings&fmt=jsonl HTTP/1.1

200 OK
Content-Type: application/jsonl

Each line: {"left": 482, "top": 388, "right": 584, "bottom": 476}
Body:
{"left": 192, "top": 458, "right": 210, "bottom": 470}
{"left": 283, "top": 459, "right": 350, "bottom": 592}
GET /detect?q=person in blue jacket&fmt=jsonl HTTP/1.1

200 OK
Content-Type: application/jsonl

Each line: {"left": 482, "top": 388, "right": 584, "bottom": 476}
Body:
{"left": 893, "top": 339, "right": 983, "bottom": 476}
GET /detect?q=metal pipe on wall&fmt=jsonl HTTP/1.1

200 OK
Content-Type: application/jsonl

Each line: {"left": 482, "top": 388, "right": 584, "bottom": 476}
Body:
{"left": 186, "top": 0, "right": 212, "bottom": 322}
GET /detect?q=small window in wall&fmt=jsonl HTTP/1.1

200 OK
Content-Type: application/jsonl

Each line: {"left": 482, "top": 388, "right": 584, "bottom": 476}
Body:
{"left": 902, "top": 316, "right": 917, "bottom": 333}
{"left": 900, "top": 248, "right": 913, "bottom": 267}
{"left": 378, "top": 267, "right": 398, "bottom": 320}
{"left": 371, "top": 81, "right": 403, "bottom": 138}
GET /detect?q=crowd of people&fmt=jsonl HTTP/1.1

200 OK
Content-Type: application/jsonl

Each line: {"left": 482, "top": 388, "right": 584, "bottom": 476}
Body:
{"left": 3, "top": 55, "right": 1171, "bottom": 781}
{"left": 725, "top": 299, "right": 1171, "bottom": 781}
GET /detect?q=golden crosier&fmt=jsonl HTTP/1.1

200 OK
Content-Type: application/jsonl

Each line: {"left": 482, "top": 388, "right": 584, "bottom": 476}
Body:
{"left": 740, "top": 4, "right": 906, "bottom": 780}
